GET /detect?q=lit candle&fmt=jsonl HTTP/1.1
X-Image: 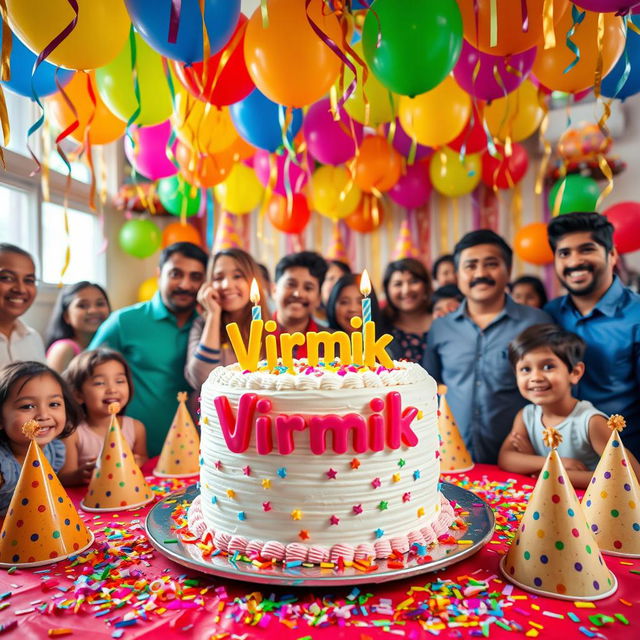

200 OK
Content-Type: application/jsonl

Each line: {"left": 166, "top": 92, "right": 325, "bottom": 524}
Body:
{"left": 360, "top": 269, "right": 372, "bottom": 325}
{"left": 250, "top": 278, "right": 261, "bottom": 321}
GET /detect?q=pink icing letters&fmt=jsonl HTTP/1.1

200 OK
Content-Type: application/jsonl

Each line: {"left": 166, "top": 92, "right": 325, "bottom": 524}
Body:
{"left": 276, "top": 414, "right": 307, "bottom": 454}
{"left": 213, "top": 393, "right": 257, "bottom": 453}
{"left": 309, "top": 414, "right": 368, "bottom": 454}
{"left": 386, "top": 391, "right": 419, "bottom": 448}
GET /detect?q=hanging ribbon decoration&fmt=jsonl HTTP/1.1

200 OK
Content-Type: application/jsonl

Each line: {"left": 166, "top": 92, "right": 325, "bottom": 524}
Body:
{"left": 82, "top": 72, "right": 98, "bottom": 211}
{"left": 563, "top": 6, "right": 586, "bottom": 75}
{"left": 0, "top": 0, "right": 12, "bottom": 168}
{"left": 41, "top": 119, "right": 51, "bottom": 203}
{"left": 534, "top": 87, "right": 550, "bottom": 200}
{"left": 168, "top": 0, "right": 182, "bottom": 43}
{"left": 542, "top": 0, "right": 556, "bottom": 49}
{"left": 260, "top": 0, "right": 269, "bottom": 28}
{"left": 511, "top": 181, "right": 523, "bottom": 272}
{"left": 161, "top": 58, "right": 179, "bottom": 171}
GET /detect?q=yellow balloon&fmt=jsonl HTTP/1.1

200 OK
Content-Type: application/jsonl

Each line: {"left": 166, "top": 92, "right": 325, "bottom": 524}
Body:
{"left": 214, "top": 163, "right": 264, "bottom": 215}
{"left": 7, "top": 0, "right": 130, "bottom": 70}
{"left": 398, "top": 76, "right": 471, "bottom": 148}
{"left": 338, "top": 43, "right": 397, "bottom": 126}
{"left": 137, "top": 276, "right": 158, "bottom": 302}
{"left": 172, "top": 88, "right": 237, "bottom": 154}
{"left": 429, "top": 147, "right": 481, "bottom": 198}
{"left": 310, "top": 165, "right": 362, "bottom": 220}
{"left": 484, "top": 80, "right": 544, "bottom": 142}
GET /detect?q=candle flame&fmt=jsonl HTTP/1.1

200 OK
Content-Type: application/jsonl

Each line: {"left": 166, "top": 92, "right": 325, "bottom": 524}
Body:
{"left": 360, "top": 269, "right": 371, "bottom": 297}
{"left": 250, "top": 278, "right": 260, "bottom": 305}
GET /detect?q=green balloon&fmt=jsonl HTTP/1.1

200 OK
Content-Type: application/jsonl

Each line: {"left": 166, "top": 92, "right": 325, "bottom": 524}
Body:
{"left": 362, "top": 0, "right": 463, "bottom": 97}
{"left": 119, "top": 219, "right": 161, "bottom": 258}
{"left": 157, "top": 175, "right": 201, "bottom": 217}
{"left": 548, "top": 175, "right": 601, "bottom": 215}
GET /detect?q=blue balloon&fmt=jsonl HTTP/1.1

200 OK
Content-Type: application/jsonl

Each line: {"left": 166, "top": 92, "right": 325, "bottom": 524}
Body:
{"left": 601, "top": 16, "right": 640, "bottom": 101}
{"left": 230, "top": 89, "right": 303, "bottom": 153}
{"left": 0, "top": 23, "right": 74, "bottom": 99}
{"left": 125, "top": 0, "right": 241, "bottom": 64}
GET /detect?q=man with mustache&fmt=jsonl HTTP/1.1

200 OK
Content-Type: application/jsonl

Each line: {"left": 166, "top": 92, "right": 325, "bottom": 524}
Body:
{"left": 546, "top": 212, "right": 640, "bottom": 459}
{"left": 89, "top": 242, "right": 207, "bottom": 455}
{"left": 424, "top": 230, "right": 551, "bottom": 463}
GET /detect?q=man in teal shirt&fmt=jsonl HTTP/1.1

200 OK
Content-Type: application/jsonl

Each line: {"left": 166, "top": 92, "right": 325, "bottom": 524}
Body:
{"left": 90, "top": 242, "right": 208, "bottom": 456}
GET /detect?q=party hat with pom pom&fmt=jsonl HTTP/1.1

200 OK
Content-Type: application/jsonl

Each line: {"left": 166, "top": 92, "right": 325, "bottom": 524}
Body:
{"left": 81, "top": 403, "right": 153, "bottom": 512}
{"left": 0, "top": 421, "right": 93, "bottom": 567}
{"left": 500, "top": 426, "right": 617, "bottom": 600}
{"left": 213, "top": 210, "right": 242, "bottom": 252}
{"left": 393, "top": 216, "right": 419, "bottom": 260}
{"left": 154, "top": 392, "right": 200, "bottom": 478}
{"left": 437, "top": 385, "right": 473, "bottom": 473}
{"left": 581, "top": 415, "right": 640, "bottom": 557}
{"left": 326, "top": 222, "right": 349, "bottom": 264}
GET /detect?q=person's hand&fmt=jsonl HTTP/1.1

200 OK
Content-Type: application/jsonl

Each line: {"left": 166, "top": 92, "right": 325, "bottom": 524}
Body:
{"left": 560, "top": 457, "right": 588, "bottom": 471}
{"left": 433, "top": 299, "right": 460, "bottom": 319}
{"left": 510, "top": 432, "right": 525, "bottom": 452}
{"left": 197, "top": 284, "right": 222, "bottom": 318}
{"left": 79, "top": 458, "right": 96, "bottom": 484}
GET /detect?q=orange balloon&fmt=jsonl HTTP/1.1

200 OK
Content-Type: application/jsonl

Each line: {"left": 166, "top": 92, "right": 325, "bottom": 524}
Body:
{"left": 353, "top": 136, "right": 403, "bottom": 194}
{"left": 267, "top": 193, "right": 311, "bottom": 234}
{"left": 514, "top": 222, "right": 554, "bottom": 265}
{"left": 223, "top": 135, "right": 257, "bottom": 162}
{"left": 344, "top": 195, "right": 385, "bottom": 233}
{"left": 175, "top": 142, "right": 234, "bottom": 188}
{"left": 45, "top": 71, "right": 126, "bottom": 145}
{"left": 458, "top": 0, "right": 570, "bottom": 56}
{"left": 532, "top": 9, "right": 625, "bottom": 93}
{"left": 244, "top": 0, "right": 343, "bottom": 107}
{"left": 162, "top": 222, "right": 202, "bottom": 248}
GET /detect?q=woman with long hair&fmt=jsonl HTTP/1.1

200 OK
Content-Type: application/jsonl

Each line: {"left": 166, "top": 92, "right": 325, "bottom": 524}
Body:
{"left": 326, "top": 273, "right": 382, "bottom": 334}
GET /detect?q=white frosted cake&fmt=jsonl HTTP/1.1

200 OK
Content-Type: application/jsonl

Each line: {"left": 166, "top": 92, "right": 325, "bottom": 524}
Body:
{"left": 188, "top": 359, "right": 455, "bottom": 564}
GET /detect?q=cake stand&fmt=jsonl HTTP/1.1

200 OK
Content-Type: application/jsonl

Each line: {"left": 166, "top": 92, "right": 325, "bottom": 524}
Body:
{"left": 145, "top": 482, "right": 495, "bottom": 586}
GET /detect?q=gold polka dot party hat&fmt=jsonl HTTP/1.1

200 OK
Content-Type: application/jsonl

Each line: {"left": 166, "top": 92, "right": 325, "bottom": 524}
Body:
{"left": 437, "top": 385, "right": 473, "bottom": 473}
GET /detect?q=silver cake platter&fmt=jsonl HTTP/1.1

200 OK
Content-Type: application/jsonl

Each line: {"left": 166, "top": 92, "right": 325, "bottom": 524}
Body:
{"left": 145, "top": 482, "right": 495, "bottom": 586}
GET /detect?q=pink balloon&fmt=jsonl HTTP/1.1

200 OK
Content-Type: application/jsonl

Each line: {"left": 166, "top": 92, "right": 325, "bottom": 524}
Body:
{"left": 253, "top": 149, "right": 309, "bottom": 196}
{"left": 575, "top": 1, "right": 638, "bottom": 11}
{"left": 124, "top": 120, "right": 178, "bottom": 181}
{"left": 303, "top": 98, "right": 363, "bottom": 165}
{"left": 388, "top": 159, "right": 432, "bottom": 209}
{"left": 454, "top": 40, "right": 536, "bottom": 101}
{"left": 384, "top": 119, "right": 433, "bottom": 160}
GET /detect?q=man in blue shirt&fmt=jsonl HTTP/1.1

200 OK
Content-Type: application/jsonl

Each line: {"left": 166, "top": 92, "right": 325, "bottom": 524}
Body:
{"left": 90, "top": 242, "right": 208, "bottom": 456}
{"left": 424, "top": 230, "right": 551, "bottom": 464}
{"left": 546, "top": 212, "right": 640, "bottom": 458}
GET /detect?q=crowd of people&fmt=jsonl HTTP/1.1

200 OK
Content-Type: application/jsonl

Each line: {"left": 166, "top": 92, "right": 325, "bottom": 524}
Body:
{"left": 1, "top": 211, "right": 639, "bottom": 512}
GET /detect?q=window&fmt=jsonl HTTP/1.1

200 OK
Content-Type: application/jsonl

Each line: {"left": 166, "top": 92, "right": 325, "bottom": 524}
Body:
{"left": 0, "top": 182, "right": 36, "bottom": 254}
{"left": 5, "top": 91, "right": 35, "bottom": 157}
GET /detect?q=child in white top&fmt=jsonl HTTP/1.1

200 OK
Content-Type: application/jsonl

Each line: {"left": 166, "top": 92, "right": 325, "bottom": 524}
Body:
{"left": 498, "top": 323, "right": 640, "bottom": 488}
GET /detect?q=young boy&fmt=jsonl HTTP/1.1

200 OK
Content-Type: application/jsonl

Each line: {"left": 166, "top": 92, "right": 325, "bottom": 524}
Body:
{"left": 498, "top": 323, "right": 640, "bottom": 488}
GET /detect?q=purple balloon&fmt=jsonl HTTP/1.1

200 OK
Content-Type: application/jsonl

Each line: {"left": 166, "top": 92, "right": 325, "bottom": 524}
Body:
{"left": 575, "top": 1, "right": 638, "bottom": 12}
{"left": 303, "top": 98, "right": 363, "bottom": 165}
{"left": 124, "top": 120, "right": 178, "bottom": 181}
{"left": 384, "top": 119, "right": 433, "bottom": 160}
{"left": 388, "top": 160, "right": 432, "bottom": 209}
{"left": 253, "top": 150, "right": 309, "bottom": 196}
{"left": 454, "top": 40, "right": 536, "bottom": 102}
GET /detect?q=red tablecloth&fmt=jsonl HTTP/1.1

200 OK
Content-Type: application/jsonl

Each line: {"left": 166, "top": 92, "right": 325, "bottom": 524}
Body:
{"left": 0, "top": 463, "right": 637, "bottom": 639}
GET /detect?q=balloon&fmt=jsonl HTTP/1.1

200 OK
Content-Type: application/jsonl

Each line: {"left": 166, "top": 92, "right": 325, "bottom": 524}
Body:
{"left": 602, "top": 16, "right": 640, "bottom": 100}
{"left": 344, "top": 195, "right": 385, "bottom": 233}
{"left": 398, "top": 76, "right": 471, "bottom": 147}
{"left": 7, "top": 0, "right": 130, "bottom": 70}
{"left": 429, "top": 147, "right": 482, "bottom": 197}
{"left": 253, "top": 150, "right": 309, "bottom": 197}
{"left": 172, "top": 13, "right": 254, "bottom": 106}
{"left": 223, "top": 136, "right": 257, "bottom": 162}
{"left": 157, "top": 175, "right": 201, "bottom": 217}
{"left": 303, "top": 99, "right": 363, "bottom": 166}
{"left": 532, "top": 8, "right": 625, "bottom": 94}
{"left": 338, "top": 42, "right": 396, "bottom": 125}
{"left": 214, "top": 163, "right": 264, "bottom": 214}
{"left": 162, "top": 222, "right": 202, "bottom": 248}
{"left": 548, "top": 175, "right": 600, "bottom": 215}
{"left": 267, "top": 193, "right": 311, "bottom": 234}
{"left": 388, "top": 159, "right": 432, "bottom": 209}
{"left": 573, "top": 0, "right": 638, "bottom": 11}
{"left": 175, "top": 142, "right": 233, "bottom": 188}
{"left": 137, "top": 276, "right": 158, "bottom": 301}
{"left": 481, "top": 143, "right": 529, "bottom": 190}
{"left": 119, "top": 218, "right": 162, "bottom": 258}
{"left": 244, "top": 0, "right": 343, "bottom": 107}
{"left": 45, "top": 71, "right": 126, "bottom": 145}
{"left": 514, "top": 222, "right": 554, "bottom": 265}
{"left": 603, "top": 201, "right": 640, "bottom": 254}
{"left": 458, "top": 0, "right": 570, "bottom": 56}
{"left": 484, "top": 80, "right": 544, "bottom": 142}
{"left": 557, "top": 122, "right": 611, "bottom": 163}
{"left": 124, "top": 120, "right": 177, "bottom": 181}
{"left": 353, "top": 135, "right": 403, "bottom": 194}
{"left": 362, "top": 0, "right": 463, "bottom": 97}
{"left": 0, "top": 24, "right": 74, "bottom": 98}
{"left": 95, "top": 31, "right": 171, "bottom": 126}
{"left": 124, "top": 0, "right": 241, "bottom": 64}
{"left": 453, "top": 40, "right": 536, "bottom": 101}
{"left": 384, "top": 119, "right": 433, "bottom": 160}
{"left": 310, "top": 165, "right": 361, "bottom": 221}
{"left": 230, "top": 88, "right": 302, "bottom": 152}
{"left": 172, "top": 89, "right": 237, "bottom": 154}
{"left": 447, "top": 102, "right": 487, "bottom": 154}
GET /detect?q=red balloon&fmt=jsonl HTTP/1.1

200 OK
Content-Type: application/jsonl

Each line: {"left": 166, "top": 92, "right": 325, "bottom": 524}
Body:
{"left": 448, "top": 102, "right": 487, "bottom": 154}
{"left": 173, "top": 14, "right": 254, "bottom": 106}
{"left": 603, "top": 201, "right": 640, "bottom": 254}
{"left": 267, "top": 193, "right": 311, "bottom": 233}
{"left": 344, "top": 195, "right": 385, "bottom": 233}
{"left": 481, "top": 143, "right": 528, "bottom": 190}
